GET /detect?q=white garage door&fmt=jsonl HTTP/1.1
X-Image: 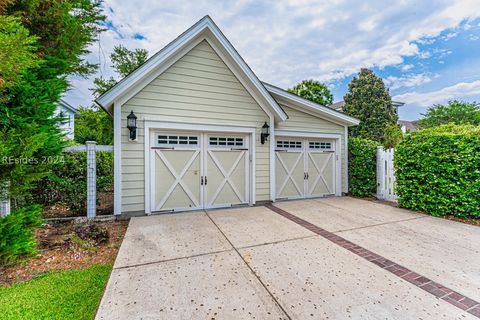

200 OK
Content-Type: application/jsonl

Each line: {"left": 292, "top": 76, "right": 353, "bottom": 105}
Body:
{"left": 275, "top": 138, "right": 336, "bottom": 200}
{"left": 151, "top": 132, "right": 250, "bottom": 212}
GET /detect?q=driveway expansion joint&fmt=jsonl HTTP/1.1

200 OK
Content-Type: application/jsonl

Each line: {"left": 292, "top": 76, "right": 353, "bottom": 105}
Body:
{"left": 265, "top": 204, "right": 480, "bottom": 318}
{"left": 204, "top": 210, "right": 293, "bottom": 320}
{"left": 113, "top": 248, "right": 234, "bottom": 271}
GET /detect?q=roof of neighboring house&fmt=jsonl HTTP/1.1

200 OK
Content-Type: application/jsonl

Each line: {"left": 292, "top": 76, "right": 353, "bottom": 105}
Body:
{"left": 328, "top": 100, "right": 405, "bottom": 112}
{"left": 58, "top": 99, "right": 79, "bottom": 114}
{"left": 398, "top": 120, "right": 420, "bottom": 132}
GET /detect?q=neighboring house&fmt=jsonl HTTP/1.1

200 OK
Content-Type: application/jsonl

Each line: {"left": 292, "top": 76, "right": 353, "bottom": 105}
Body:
{"left": 398, "top": 120, "right": 420, "bottom": 133}
{"left": 96, "top": 16, "right": 360, "bottom": 216}
{"left": 55, "top": 99, "right": 78, "bottom": 140}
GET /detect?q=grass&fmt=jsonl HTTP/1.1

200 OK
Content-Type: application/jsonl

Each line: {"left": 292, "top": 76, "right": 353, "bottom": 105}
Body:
{"left": 0, "top": 264, "right": 111, "bottom": 320}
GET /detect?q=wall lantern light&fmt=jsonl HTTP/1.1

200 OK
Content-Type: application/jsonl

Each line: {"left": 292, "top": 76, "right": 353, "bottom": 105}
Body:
{"left": 261, "top": 121, "right": 270, "bottom": 144}
{"left": 127, "top": 110, "right": 137, "bottom": 141}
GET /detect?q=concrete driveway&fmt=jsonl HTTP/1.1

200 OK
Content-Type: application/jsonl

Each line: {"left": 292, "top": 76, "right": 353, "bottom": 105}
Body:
{"left": 96, "top": 197, "right": 480, "bottom": 319}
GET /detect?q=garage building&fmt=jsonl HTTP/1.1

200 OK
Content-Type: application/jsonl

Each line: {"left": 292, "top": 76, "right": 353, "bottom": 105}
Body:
{"left": 96, "top": 16, "right": 359, "bottom": 216}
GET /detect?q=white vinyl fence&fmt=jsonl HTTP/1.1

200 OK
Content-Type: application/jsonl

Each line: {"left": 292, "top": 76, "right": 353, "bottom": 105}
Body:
{"left": 376, "top": 147, "right": 398, "bottom": 201}
{"left": 1, "top": 142, "right": 113, "bottom": 219}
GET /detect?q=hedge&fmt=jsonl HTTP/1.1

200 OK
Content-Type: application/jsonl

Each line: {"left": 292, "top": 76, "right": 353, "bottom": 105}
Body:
{"left": 395, "top": 124, "right": 480, "bottom": 218}
{"left": 348, "top": 137, "right": 379, "bottom": 197}
{"left": 33, "top": 152, "right": 113, "bottom": 215}
{"left": 0, "top": 205, "right": 43, "bottom": 266}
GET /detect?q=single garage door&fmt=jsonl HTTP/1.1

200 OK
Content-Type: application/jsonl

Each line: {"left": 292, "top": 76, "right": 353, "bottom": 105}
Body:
{"left": 275, "top": 137, "right": 336, "bottom": 200}
{"left": 151, "top": 132, "right": 250, "bottom": 212}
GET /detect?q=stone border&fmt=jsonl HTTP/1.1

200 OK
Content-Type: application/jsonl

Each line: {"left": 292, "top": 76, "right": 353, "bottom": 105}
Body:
{"left": 265, "top": 204, "right": 480, "bottom": 318}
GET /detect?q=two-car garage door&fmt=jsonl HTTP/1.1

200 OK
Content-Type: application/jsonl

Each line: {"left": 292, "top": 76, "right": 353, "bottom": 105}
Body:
{"left": 275, "top": 137, "right": 336, "bottom": 200}
{"left": 151, "top": 132, "right": 250, "bottom": 212}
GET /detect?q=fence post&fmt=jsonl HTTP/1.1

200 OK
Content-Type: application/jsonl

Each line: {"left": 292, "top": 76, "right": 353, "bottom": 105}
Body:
{"left": 0, "top": 181, "right": 10, "bottom": 217}
{"left": 376, "top": 147, "right": 385, "bottom": 200}
{"left": 86, "top": 141, "right": 97, "bottom": 219}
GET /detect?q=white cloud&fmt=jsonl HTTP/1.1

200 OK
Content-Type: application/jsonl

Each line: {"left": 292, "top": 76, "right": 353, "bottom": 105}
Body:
{"left": 65, "top": 0, "right": 480, "bottom": 107}
{"left": 385, "top": 73, "right": 434, "bottom": 90}
{"left": 393, "top": 80, "right": 480, "bottom": 107}
{"left": 401, "top": 64, "right": 414, "bottom": 71}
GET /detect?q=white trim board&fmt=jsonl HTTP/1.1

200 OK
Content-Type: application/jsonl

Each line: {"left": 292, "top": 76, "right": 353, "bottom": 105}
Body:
{"left": 274, "top": 130, "right": 342, "bottom": 139}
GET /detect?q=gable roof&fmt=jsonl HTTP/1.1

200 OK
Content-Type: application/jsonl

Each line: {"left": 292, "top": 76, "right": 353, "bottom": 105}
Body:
{"left": 58, "top": 99, "right": 78, "bottom": 114}
{"left": 96, "top": 15, "right": 288, "bottom": 121}
{"left": 264, "top": 83, "right": 360, "bottom": 126}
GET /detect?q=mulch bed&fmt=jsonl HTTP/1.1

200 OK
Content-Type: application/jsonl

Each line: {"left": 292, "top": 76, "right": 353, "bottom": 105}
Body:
{"left": 0, "top": 219, "right": 129, "bottom": 286}
{"left": 42, "top": 191, "right": 114, "bottom": 218}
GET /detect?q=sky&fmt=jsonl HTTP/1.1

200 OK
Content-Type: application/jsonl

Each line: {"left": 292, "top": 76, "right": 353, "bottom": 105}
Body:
{"left": 66, "top": 0, "right": 480, "bottom": 121}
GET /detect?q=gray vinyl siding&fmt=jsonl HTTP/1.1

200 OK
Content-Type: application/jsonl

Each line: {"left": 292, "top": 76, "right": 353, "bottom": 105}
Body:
{"left": 120, "top": 40, "right": 270, "bottom": 213}
{"left": 275, "top": 104, "right": 348, "bottom": 193}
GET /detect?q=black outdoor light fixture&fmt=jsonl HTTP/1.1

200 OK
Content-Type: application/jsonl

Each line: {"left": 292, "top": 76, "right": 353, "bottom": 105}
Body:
{"left": 261, "top": 121, "right": 270, "bottom": 144}
{"left": 127, "top": 110, "right": 137, "bottom": 141}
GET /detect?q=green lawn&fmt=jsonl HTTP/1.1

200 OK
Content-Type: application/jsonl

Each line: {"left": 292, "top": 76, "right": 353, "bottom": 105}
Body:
{"left": 0, "top": 264, "right": 112, "bottom": 320}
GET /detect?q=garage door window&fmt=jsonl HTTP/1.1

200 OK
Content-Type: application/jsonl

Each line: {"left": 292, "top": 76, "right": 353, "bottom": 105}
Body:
{"left": 276, "top": 140, "right": 302, "bottom": 149}
{"left": 309, "top": 141, "right": 332, "bottom": 150}
{"left": 157, "top": 135, "right": 198, "bottom": 146}
{"left": 209, "top": 137, "right": 244, "bottom": 147}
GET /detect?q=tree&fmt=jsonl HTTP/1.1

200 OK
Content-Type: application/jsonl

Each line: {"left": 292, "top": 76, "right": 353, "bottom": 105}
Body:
{"left": 92, "top": 45, "right": 148, "bottom": 97}
{"left": 1, "top": 0, "right": 105, "bottom": 204}
{"left": 343, "top": 68, "right": 398, "bottom": 143}
{"left": 0, "top": 16, "right": 39, "bottom": 91}
{"left": 74, "top": 107, "right": 113, "bottom": 145}
{"left": 288, "top": 79, "right": 333, "bottom": 106}
{"left": 418, "top": 100, "right": 480, "bottom": 128}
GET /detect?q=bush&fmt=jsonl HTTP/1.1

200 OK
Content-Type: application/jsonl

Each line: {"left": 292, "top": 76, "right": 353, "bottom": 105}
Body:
{"left": 0, "top": 205, "right": 43, "bottom": 266}
{"left": 348, "top": 137, "right": 379, "bottom": 197}
{"left": 395, "top": 124, "right": 480, "bottom": 218}
{"left": 33, "top": 152, "right": 113, "bottom": 215}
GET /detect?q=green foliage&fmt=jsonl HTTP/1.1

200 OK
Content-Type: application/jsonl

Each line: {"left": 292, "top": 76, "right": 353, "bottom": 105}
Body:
{"left": 419, "top": 100, "right": 480, "bottom": 128}
{"left": 348, "top": 137, "right": 379, "bottom": 197}
{"left": 0, "top": 16, "right": 39, "bottom": 90}
{"left": 0, "top": 264, "right": 112, "bottom": 320}
{"left": 344, "top": 68, "right": 398, "bottom": 142}
{"left": 33, "top": 152, "right": 113, "bottom": 215}
{"left": 382, "top": 123, "right": 403, "bottom": 149}
{"left": 0, "top": 0, "right": 105, "bottom": 206}
{"left": 74, "top": 107, "right": 113, "bottom": 145}
{"left": 92, "top": 45, "right": 149, "bottom": 97}
{"left": 395, "top": 124, "right": 480, "bottom": 218}
{"left": 0, "top": 205, "right": 43, "bottom": 266}
{"left": 288, "top": 79, "right": 333, "bottom": 106}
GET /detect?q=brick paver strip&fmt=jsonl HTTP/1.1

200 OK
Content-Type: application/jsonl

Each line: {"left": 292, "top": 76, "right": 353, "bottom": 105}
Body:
{"left": 265, "top": 204, "right": 480, "bottom": 318}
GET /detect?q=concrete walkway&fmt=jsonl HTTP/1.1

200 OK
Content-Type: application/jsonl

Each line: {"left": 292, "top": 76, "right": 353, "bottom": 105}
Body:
{"left": 96, "top": 198, "right": 480, "bottom": 319}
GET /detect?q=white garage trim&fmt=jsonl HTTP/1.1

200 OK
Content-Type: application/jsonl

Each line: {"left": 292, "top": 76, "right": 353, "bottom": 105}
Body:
{"left": 344, "top": 125, "right": 349, "bottom": 193}
{"left": 144, "top": 120, "right": 256, "bottom": 214}
{"left": 113, "top": 101, "right": 122, "bottom": 215}
{"left": 273, "top": 130, "right": 342, "bottom": 197}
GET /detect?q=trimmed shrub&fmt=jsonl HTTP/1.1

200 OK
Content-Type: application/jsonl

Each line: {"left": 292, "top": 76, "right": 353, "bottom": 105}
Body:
{"left": 33, "top": 152, "right": 113, "bottom": 215}
{"left": 395, "top": 124, "right": 480, "bottom": 218}
{"left": 0, "top": 205, "right": 43, "bottom": 266}
{"left": 348, "top": 137, "right": 379, "bottom": 197}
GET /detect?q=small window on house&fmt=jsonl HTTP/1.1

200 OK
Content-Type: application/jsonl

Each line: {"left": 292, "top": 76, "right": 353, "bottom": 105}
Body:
{"left": 276, "top": 140, "right": 303, "bottom": 149}
{"left": 209, "top": 137, "right": 244, "bottom": 147}
{"left": 157, "top": 135, "right": 198, "bottom": 146}
{"left": 309, "top": 141, "right": 332, "bottom": 150}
